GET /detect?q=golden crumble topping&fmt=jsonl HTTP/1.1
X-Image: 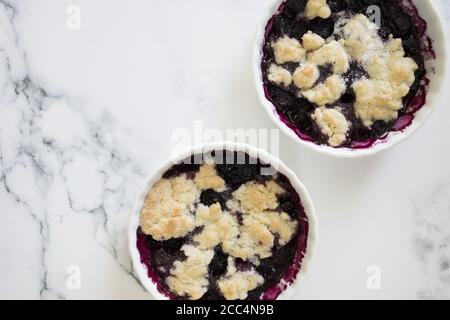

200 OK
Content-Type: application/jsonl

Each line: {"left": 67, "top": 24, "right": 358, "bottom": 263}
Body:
{"left": 233, "top": 181, "right": 284, "bottom": 213}
{"left": 293, "top": 62, "right": 320, "bottom": 90}
{"left": 194, "top": 204, "right": 240, "bottom": 250}
{"left": 338, "top": 14, "right": 418, "bottom": 127}
{"left": 140, "top": 176, "right": 198, "bottom": 240}
{"left": 302, "top": 74, "right": 346, "bottom": 106}
{"left": 353, "top": 78, "right": 404, "bottom": 127}
{"left": 268, "top": 63, "right": 293, "bottom": 87}
{"left": 376, "top": 37, "right": 418, "bottom": 87}
{"left": 195, "top": 203, "right": 222, "bottom": 225}
{"left": 305, "top": 0, "right": 331, "bottom": 20}
{"left": 340, "top": 13, "right": 383, "bottom": 61}
{"left": 252, "top": 211, "right": 299, "bottom": 246}
{"left": 193, "top": 196, "right": 297, "bottom": 264}
{"left": 307, "top": 40, "right": 350, "bottom": 74}
{"left": 302, "top": 31, "right": 325, "bottom": 51}
{"left": 341, "top": 15, "right": 418, "bottom": 90}
{"left": 217, "top": 257, "right": 265, "bottom": 300}
{"left": 223, "top": 215, "right": 275, "bottom": 261}
{"left": 223, "top": 181, "right": 298, "bottom": 262}
{"left": 272, "top": 36, "right": 306, "bottom": 64}
{"left": 166, "top": 245, "right": 214, "bottom": 300}
{"left": 312, "top": 107, "right": 349, "bottom": 147}
{"left": 194, "top": 164, "right": 225, "bottom": 191}
{"left": 194, "top": 224, "right": 222, "bottom": 250}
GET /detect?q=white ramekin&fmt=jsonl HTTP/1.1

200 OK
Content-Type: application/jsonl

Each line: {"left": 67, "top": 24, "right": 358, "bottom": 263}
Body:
{"left": 129, "top": 142, "right": 318, "bottom": 300}
{"left": 253, "top": 0, "right": 448, "bottom": 158}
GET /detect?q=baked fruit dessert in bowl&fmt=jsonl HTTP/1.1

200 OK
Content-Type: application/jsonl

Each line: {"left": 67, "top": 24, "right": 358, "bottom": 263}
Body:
{"left": 254, "top": 0, "right": 447, "bottom": 157}
{"left": 129, "top": 142, "right": 317, "bottom": 300}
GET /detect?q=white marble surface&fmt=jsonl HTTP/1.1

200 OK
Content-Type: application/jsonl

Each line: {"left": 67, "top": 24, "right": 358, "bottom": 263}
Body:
{"left": 0, "top": 0, "right": 449, "bottom": 300}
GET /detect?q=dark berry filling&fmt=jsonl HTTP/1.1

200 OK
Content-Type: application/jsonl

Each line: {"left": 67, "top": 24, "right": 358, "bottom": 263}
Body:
{"left": 136, "top": 151, "right": 309, "bottom": 300}
{"left": 200, "top": 189, "right": 226, "bottom": 209}
{"left": 261, "top": 0, "right": 434, "bottom": 149}
{"left": 215, "top": 151, "right": 272, "bottom": 190}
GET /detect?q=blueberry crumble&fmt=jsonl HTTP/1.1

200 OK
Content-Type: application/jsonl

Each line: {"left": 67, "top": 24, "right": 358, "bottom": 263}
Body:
{"left": 261, "top": 0, "right": 433, "bottom": 148}
{"left": 136, "top": 151, "right": 309, "bottom": 300}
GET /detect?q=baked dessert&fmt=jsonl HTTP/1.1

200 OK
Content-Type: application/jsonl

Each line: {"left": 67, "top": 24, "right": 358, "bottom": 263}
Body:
{"left": 135, "top": 150, "right": 309, "bottom": 300}
{"left": 261, "top": 0, "right": 434, "bottom": 148}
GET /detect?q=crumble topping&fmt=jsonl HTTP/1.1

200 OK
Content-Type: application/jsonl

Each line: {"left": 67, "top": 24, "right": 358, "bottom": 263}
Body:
{"left": 353, "top": 79, "right": 404, "bottom": 127}
{"left": 194, "top": 164, "right": 225, "bottom": 191}
{"left": 302, "top": 31, "right": 325, "bottom": 51}
{"left": 194, "top": 224, "right": 222, "bottom": 249}
{"left": 140, "top": 176, "right": 198, "bottom": 240}
{"left": 302, "top": 74, "right": 346, "bottom": 106}
{"left": 305, "top": 0, "right": 331, "bottom": 20}
{"left": 339, "top": 15, "right": 418, "bottom": 88}
{"left": 293, "top": 62, "right": 320, "bottom": 90}
{"left": 337, "top": 14, "right": 419, "bottom": 127}
{"left": 383, "top": 38, "right": 418, "bottom": 87}
{"left": 252, "top": 210, "right": 299, "bottom": 246}
{"left": 268, "top": 64, "right": 293, "bottom": 87}
{"left": 339, "top": 13, "right": 383, "bottom": 61}
{"left": 223, "top": 215, "right": 275, "bottom": 261}
{"left": 193, "top": 204, "right": 240, "bottom": 250}
{"left": 307, "top": 40, "right": 350, "bottom": 74}
{"left": 224, "top": 181, "right": 298, "bottom": 262}
{"left": 193, "top": 196, "right": 297, "bottom": 263}
{"left": 272, "top": 36, "right": 306, "bottom": 64}
{"left": 166, "top": 245, "right": 214, "bottom": 300}
{"left": 217, "top": 257, "right": 265, "bottom": 300}
{"left": 195, "top": 202, "right": 223, "bottom": 225}
{"left": 312, "top": 107, "right": 349, "bottom": 147}
{"left": 232, "top": 181, "right": 284, "bottom": 213}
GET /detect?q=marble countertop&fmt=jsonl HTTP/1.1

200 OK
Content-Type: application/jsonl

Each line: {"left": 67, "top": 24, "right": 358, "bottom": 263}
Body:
{"left": 1, "top": 0, "right": 449, "bottom": 300}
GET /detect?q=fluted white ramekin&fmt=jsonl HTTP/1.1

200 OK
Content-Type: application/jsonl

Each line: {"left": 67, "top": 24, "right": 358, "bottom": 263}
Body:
{"left": 129, "top": 142, "right": 317, "bottom": 300}
{"left": 253, "top": 0, "right": 448, "bottom": 158}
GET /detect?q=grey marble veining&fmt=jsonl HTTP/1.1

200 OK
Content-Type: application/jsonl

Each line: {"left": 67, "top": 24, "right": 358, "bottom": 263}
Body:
{"left": 0, "top": 0, "right": 150, "bottom": 299}
{"left": 415, "top": 181, "right": 450, "bottom": 299}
